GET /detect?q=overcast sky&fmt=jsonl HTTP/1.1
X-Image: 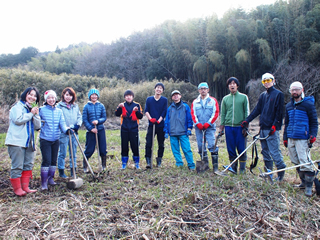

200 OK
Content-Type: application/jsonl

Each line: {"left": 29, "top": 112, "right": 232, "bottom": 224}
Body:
{"left": 0, "top": 0, "right": 278, "bottom": 55}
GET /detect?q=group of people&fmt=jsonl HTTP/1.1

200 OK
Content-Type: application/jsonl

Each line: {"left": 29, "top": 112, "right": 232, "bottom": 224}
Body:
{"left": 5, "top": 72, "right": 318, "bottom": 197}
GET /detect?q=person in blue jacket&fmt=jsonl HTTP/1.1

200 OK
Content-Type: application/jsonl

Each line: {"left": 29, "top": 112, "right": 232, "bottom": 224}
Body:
{"left": 5, "top": 87, "right": 41, "bottom": 196}
{"left": 283, "top": 81, "right": 318, "bottom": 197}
{"left": 82, "top": 89, "right": 107, "bottom": 172}
{"left": 115, "top": 90, "right": 143, "bottom": 169}
{"left": 242, "top": 73, "right": 286, "bottom": 181}
{"left": 164, "top": 90, "right": 195, "bottom": 170}
{"left": 57, "top": 87, "right": 82, "bottom": 178}
{"left": 39, "top": 90, "right": 70, "bottom": 190}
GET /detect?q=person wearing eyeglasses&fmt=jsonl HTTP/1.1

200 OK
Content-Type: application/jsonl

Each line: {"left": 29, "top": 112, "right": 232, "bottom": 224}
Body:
{"left": 283, "top": 81, "right": 318, "bottom": 197}
{"left": 191, "top": 82, "right": 219, "bottom": 172}
{"left": 241, "top": 73, "right": 286, "bottom": 181}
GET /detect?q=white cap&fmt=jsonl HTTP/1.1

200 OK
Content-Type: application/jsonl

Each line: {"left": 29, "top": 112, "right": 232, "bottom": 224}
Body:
{"left": 262, "top": 73, "right": 274, "bottom": 80}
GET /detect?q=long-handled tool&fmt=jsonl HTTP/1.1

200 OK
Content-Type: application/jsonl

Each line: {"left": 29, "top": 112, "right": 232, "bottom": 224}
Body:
{"left": 149, "top": 124, "right": 156, "bottom": 169}
{"left": 73, "top": 131, "right": 98, "bottom": 180}
{"left": 94, "top": 125, "right": 103, "bottom": 173}
{"left": 67, "top": 131, "right": 84, "bottom": 189}
{"left": 196, "top": 130, "right": 208, "bottom": 173}
{"left": 215, "top": 131, "right": 269, "bottom": 176}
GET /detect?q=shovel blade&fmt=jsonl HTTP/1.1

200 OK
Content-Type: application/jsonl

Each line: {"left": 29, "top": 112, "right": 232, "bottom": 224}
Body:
{"left": 196, "top": 161, "right": 209, "bottom": 173}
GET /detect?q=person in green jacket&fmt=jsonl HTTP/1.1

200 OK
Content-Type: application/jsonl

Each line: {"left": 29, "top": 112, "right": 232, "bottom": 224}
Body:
{"left": 219, "top": 77, "right": 250, "bottom": 174}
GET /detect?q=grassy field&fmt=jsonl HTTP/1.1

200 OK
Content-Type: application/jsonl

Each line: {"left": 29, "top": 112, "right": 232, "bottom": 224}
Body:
{"left": 0, "top": 126, "right": 320, "bottom": 239}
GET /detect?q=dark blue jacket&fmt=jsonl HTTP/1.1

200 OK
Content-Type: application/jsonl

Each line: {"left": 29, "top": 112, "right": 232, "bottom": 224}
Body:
{"left": 283, "top": 96, "right": 318, "bottom": 140}
{"left": 82, "top": 101, "right": 106, "bottom": 131}
{"left": 164, "top": 101, "right": 193, "bottom": 136}
{"left": 115, "top": 101, "right": 143, "bottom": 132}
{"left": 246, "top": 86, "right": 284, "bottom": 130}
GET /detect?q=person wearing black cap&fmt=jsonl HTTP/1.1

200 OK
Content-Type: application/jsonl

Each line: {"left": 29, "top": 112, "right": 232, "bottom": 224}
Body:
{"left": 115, "top": 90, "right": 143, "bottom": 169}
{"left": 164, "top": 90, "right": 195, "bottom": 170}
{"left": 144, "top": 82, "right": 168, "bottom": 168}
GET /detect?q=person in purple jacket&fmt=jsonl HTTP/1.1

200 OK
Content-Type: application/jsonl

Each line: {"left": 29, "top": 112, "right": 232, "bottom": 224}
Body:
{"left": 144, "top": 82, "right": 168, "bottom": 168}
{"left": 39, "top": 90, "right": 70, "bottom": 190}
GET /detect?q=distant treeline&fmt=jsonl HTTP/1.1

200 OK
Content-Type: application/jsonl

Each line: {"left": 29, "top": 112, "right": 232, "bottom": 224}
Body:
{"left": 1, "top": 0, "right": 320, "bottom": 105}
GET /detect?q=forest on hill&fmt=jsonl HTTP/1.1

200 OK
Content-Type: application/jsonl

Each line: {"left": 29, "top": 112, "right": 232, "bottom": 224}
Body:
{"left": 1, "top": 0, "right": 320, "bottom": 104}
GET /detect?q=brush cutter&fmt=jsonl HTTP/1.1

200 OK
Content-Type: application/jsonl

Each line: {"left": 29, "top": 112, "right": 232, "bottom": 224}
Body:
{"left": 216, "top": 131, "right": 269, "bottom": 176}
{"left": 67, "top": 131, "right": 84, "bottom": 189}
{"left": 73, "top": 131, "right": 99, "bottom": 181}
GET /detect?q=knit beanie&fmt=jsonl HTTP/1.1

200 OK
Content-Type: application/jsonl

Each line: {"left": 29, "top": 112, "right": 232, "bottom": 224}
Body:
{"left": 44, "top": 90, "right": 57, "bottom": 102}
{"left": 198, "top": 82, "right": 209, "bottom": 89}
{"left": 88, "top": 89, "right": 100, "bottom": 100}
{"left": 155, "top": 82, "right": 165, "bottom": 90}
{"left": 226, "top": 77, "right": 240, "bottom": 87}
{"left": 124, "top": 89, "right": 134, "bottom": 98}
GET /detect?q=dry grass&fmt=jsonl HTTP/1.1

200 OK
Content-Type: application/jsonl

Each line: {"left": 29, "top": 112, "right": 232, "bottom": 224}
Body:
{"left": 0, "top": 119, "right": 320, "bottom": 239}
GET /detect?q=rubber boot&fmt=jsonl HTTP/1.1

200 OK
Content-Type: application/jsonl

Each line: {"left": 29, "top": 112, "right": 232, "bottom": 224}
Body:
{"left": 211, "top": 153, "right": 218, "bottom": 172}
{"left": 156, "top": 157, "right": 162, "bottom": 167}
{"left": 41, "top": 167, "right": 49, "bottom": 190}
{"left": 239, "top": 161, "right": 246, "bottom": 174}
{"left": 133, "top": 156, "right": 140, "bottom": 169}
{"left": 83, "top": 158, "right": 89, "bottom": 173}
{"left": 276, "top": 170, "right": 285, "bottom": 182}
{"left": 101, "top": 155, "right": 107, "bottom": 171}
{"left": 48, "top": 166, "right": 57, "bottom": 185}
{"left": 305, "top": 172, "right": 315, "bottom": 197}
{"left": 294, "top": 168, "right": 305, "bottom": 189}
{"left": 122, "top": 156, "right": 129, "bottom": 169}
{"left": 146, "top": 157, "right": 151, "bottom": 169}
{"left": 21, "top": 170, "right": 37, "bottom": 193}
{"left": 58, "top": 169, "right": 67, "bottom": 178}
{"left": 70, "top": 168, "right": 76, "bottom": 178}
{"left": 10, "top": 178, "right": 27, "bottom": 196}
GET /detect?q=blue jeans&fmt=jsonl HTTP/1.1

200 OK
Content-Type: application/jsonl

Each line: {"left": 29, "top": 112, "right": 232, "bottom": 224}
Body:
{"left": 58, "top": 133, "right": 78, "bottom": 170}
{"left": 225, "top": 126, "right": 246, "bottom": 160}
{"left": 170, "top": 135, "right": 195, "bottom": 169}
{"left": 195, "top": 126, "right": 216, "bottom": 155}
{"left": 260, "top": 130, "right": 286, "bottom": 170}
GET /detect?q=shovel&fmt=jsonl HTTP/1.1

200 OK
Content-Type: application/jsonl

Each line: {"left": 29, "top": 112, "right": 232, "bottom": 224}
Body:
{"left": 67, "top": 131, "right": 84, "bottom": 189}
{"left": 196, "top": 130, "right": 208, "bottom": 173}
{"left": 215, "top": 132, "right": 269, "bottom": 176}
{"left": 73, "top": 131, "right": 98, "bottom": 181}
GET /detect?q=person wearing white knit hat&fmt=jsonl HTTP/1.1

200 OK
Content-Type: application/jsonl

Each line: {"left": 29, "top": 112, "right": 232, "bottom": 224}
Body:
{"left": 283, "top": 81, "right": 318, "bottom": 197}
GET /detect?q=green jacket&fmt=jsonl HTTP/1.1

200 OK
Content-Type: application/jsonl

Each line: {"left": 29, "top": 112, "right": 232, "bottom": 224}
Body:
{"left": 220, "top": 91, "right": 250, "bottom": 127}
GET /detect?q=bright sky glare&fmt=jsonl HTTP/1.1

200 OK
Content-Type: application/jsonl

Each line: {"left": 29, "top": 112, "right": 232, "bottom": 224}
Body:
{"left": 0, "top": 0, "right": 278, "bottom": 55}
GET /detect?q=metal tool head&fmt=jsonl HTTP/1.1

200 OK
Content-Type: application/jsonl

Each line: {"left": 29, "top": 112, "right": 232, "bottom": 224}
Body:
{"left": 196, "top": 160, "right": 209, "bottom": 173}
{"left": 214, "top": 170, "right": 229, "bottom": 176}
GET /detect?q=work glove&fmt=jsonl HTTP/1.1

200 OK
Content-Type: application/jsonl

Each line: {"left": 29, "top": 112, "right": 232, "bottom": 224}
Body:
{"left": 242, "top": 128, "right": 248, "bottom": 137}
{"left": 309, "top": 135, "right": 316, "bottom": 148}
{"left": 156, "top": 120, "right": 160, "bottom": 124}
{"left": 165, "top": 133, "right": 169, "bottom": 139}
{"left": 71, "top": 124, "right": 80, "bottom": 134}
{"left": 121, "top": 106, "right": 128, "bottom": 117}
{"left": 130, "top": 111, "right": 137, "bottom": 121}
{"left": 269, "top": 125, "right": 276, "bottom": 135}
{"left": 196, "top": 123, "right": 203, "bottom": 130}
{"left": 150, "top": 118, "right": 157, "bottom": 124}
{"left": 187, "top": 130, "right": 192, "bottom": 136}
{"left": 240, "top": 121, "right": 248, "bottom": 129}
{"left": 66, "top": 129, "right": 74, "bottom": 135}
{"left": 283, "top": 140, "right": 288, "bottom": 148}
{"left": 203, "top": 123, "right": 210, "bottom": 130}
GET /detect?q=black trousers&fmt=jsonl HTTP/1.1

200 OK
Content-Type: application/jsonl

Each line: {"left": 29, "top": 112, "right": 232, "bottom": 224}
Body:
{"left": 145, "top": 125, "right": 165, "bottom": 158}
{"left": 40, "top": 139, "right": 60, "bottom": 167}
{"left": 121, "top": 131, "right": 139, "bottom": 157}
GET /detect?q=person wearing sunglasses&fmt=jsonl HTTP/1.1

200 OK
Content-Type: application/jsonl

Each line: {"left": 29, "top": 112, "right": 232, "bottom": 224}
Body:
{"left": 241, "top": 73, "right": 286, "bottom": 181}
{"left": 283, "top": 81, "right": 318, "bottom": 197}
